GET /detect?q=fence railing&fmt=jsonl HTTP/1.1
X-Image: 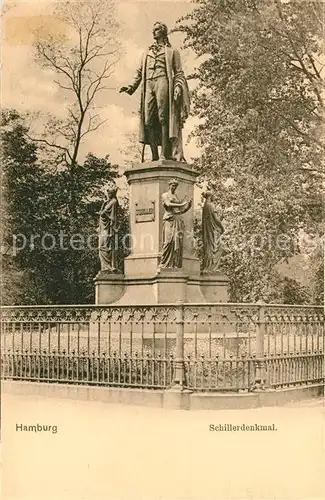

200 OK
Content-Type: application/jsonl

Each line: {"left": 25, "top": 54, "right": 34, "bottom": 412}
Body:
{"left": 1, "top": 303, "right": 324, "bottom": 392}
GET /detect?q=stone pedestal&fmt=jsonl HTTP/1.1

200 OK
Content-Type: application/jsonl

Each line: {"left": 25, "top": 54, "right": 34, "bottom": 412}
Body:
{"left": 200, "top": 273, "right": 229, "bottom": 303}
{"left": 123, "top": 160, "right": 200, "bottom": 278}
{"left": 94, "top": 272, "right": 125, "bottom": 304}
{"left": 94, "top": 160, "right": 229, "bottom": 304}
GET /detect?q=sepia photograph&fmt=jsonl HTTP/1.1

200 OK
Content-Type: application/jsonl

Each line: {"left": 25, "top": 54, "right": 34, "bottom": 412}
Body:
{"left": 1, "top": 0, "right": 325, "bottom": 499}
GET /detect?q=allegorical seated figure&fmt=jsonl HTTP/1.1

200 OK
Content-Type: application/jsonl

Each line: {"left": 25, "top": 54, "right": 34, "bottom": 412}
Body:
{"left": 201, "top": 191, "right": 224, "bottom": 274}
{"left": 160, "top": 178, "right": 192, "bottom": 269}
{"left": 120, "top": 21, "right": 190, "bottom": 163}
{"left": 97, "top": 182, "right": 120, "bottom": 273}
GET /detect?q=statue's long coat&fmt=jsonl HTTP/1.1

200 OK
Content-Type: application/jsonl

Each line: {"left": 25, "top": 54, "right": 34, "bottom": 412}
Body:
{"left": 129, "top": 45, "right": 190, "bottom": 146}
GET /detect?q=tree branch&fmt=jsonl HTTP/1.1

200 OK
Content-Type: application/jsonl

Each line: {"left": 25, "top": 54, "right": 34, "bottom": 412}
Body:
{"left": 299, "top": 167, "right": 325, "bottom": 175}
{"left": 85, "top": 59, "right": 117, "bottom": 105}
{"left": 265, "top": 101, "right": 325, "bottom": 149}
{"left": 53, "top": 80, "right": 75, "bottom": 92}
{"left": 273, "top": 0, "right": 323, "bottom": 104}
{"left": 26, "top": 134, "right": 72, "bottom": 161}
{"left": 33, "top": 0, "right": 119, "bottom": 169}
{"left": 80, "top": 118, "right": 108, "bottom": 139}
{"left": 36, "top": 43, "right": 77, "bottom": 91}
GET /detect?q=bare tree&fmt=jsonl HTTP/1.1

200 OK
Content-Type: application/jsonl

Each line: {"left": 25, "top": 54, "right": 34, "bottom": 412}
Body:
{"left": 32, "top": 0, "right": 120, "bottom": 169}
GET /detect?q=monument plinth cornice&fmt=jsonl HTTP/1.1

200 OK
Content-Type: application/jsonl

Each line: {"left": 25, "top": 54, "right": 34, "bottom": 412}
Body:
{"left": 124, "top": 160, "right": 200, "bottom": 184}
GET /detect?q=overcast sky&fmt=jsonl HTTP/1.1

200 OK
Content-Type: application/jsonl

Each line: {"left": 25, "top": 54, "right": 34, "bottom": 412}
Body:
{"left": 3, "top": 0, "right": 202, "bottom": 169}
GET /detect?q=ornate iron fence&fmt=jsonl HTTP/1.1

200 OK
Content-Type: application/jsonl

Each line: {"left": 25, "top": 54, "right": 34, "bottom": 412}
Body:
{"left": 1, "top": 303, "right": 324, "bottom": 392}
{"left": 263, "top": 305, "right": 325, "bottom": 389}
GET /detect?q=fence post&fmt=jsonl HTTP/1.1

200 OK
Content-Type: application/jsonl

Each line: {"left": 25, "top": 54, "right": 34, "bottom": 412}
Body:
{"left": 172, "top": 300, "right": 185, "bottom": 388}
{"left": 254, "top": 300, "right": 266, "bottom": 390}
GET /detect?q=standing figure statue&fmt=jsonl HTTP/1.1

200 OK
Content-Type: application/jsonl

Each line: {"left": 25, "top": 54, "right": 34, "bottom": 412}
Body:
{"left": 120, "top": 21, "right": 190, "bottom": 163}
{"left": 160, "top": 178, "right": 192, "bottom": 269}
{"left": 201, "top": 191, "right": 224, "bottom": 274}
{"left": 97, "top": 182, "right": 120, "bottom": 273}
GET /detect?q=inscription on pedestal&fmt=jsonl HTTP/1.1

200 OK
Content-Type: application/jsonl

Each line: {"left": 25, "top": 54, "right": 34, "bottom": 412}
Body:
{"left": 135, "top": 201, "right": 155, "bottom": 223}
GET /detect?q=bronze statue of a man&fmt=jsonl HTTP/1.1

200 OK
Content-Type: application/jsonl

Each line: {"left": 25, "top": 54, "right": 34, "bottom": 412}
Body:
{"left": 120, "top": 22, "right": 190, "bottom": 163}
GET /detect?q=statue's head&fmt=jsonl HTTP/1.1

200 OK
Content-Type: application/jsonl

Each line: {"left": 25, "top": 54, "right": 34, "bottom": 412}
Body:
{"left": 103, "top": 181, "right": 117, "bottom": 198}
{"left": 169, "top": 177, "right": 179, "bottom": 193}
{"left": 202, "top": 191, "right": 213, "bottom": 201}
{"left": 153, "top": 22, "right": 171, "bottom": 47}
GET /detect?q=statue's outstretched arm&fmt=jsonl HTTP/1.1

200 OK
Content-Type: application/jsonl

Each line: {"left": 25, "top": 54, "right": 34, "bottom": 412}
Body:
{"left": 164, "top": 199, "right": 188, "bottom": 209}
{"left": 178, "top": 199, "right": 193, "bottom": 214}
{"left": 120, "top": 55, "right": 144, "bottom": 95}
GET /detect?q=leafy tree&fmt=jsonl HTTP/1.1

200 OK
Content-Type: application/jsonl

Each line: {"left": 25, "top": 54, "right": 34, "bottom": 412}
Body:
{"left": 1, "top": 110, "right": 126, "bottom": 305}
{"left": 281, "top": 276, "right": 311, "bottom": 305}
{"left": 313, "top": 260, "right": 324, "bottom": 304}
{"left": 308, "top": 242, "right": 324, "bottom": 304}
{"left": 1, "top": 110, "right": 48, "bottom": 304}
{"left": 28, "top": 152, "right": 121, "bottom": 304}
{"left": 2, "top": 0, "right": 127, "bottom": 304}
{"left": 178, "top": 0, "right": 324, "bottom": 302}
